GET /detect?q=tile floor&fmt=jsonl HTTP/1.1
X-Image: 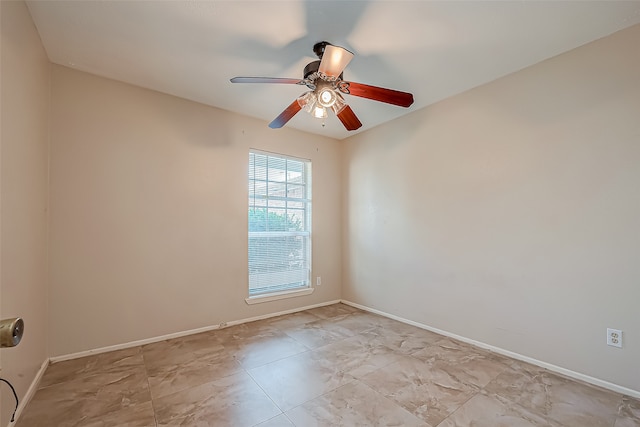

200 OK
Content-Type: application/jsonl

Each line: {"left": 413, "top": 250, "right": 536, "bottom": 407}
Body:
{"left": 17, "top": 303, "right": 640, "bottom": 427}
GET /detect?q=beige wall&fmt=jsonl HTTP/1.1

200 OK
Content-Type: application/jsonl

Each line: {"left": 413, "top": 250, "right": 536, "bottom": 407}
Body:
{"left": 48, "top": 66, "right": 342, "bottom": 357}
{"left": 2, "top": 2, "right": 638, "bottom": 417}
{"left": 0, "top": 1, "right": 51, "bottom": 425}
{"left": 342, "top": 24, "right": 640, "bottom": 392}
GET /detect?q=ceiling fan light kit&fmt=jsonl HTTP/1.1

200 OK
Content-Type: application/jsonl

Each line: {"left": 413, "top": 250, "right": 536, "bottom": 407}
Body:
{"left": 230, "top": 41, "right": 414, "bottom": 131}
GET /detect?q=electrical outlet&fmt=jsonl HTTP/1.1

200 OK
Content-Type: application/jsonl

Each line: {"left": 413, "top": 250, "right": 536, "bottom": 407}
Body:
{"left": 316, "top": 276, "right": 322, "bottom": 286}
{"left": 607, "top": 328, "right": 622, "bottom": 348}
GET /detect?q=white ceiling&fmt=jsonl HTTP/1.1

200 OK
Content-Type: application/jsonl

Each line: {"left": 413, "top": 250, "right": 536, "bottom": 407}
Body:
{"left": 26, "top": 1, "right": 640, "bottom": 140}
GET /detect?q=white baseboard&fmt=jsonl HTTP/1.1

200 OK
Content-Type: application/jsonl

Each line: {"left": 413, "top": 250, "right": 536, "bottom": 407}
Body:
{"left": 341, "top": 299, "right": 640, "bottom": 399}
{"left": 50, "top": 299, "right": 341, "bottom": 364}
{"left": 7, "top": 358, "right": 49, "bottom": 427}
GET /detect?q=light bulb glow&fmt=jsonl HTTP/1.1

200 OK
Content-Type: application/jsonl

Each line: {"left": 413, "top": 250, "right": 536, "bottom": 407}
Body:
{"left": 316, "top": 88, "right": 337, "bottom": 108}
{"left": 313, "top": 106, "right": 327, "bottom": 119}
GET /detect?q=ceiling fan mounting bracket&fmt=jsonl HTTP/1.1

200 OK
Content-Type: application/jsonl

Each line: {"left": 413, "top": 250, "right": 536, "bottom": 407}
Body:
{"left": 313, "top": 41, "right": 330, "bottom": 59}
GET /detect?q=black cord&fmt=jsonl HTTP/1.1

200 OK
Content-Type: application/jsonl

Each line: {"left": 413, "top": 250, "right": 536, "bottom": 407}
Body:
{"left": 0, "top": 377, "right": 19, "bottom": 422}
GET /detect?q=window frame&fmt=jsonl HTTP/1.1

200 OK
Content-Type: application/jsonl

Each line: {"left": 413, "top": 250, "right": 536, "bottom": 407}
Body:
{"left": 246, "top": 149, "right": 313, "bottom": 304}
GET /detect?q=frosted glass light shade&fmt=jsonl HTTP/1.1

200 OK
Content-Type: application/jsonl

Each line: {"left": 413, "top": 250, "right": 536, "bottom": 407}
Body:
{"left": 297, "top": 91, "right": 316, "bottom": 113}
{"left": 331, "top": 94, "right": 347, "bottom": 114}
{"left": 318, "top": 45, "right": 354, "bottom": 78}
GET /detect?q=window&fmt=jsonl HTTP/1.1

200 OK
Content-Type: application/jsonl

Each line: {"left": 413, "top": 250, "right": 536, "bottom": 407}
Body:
{"left": 248, "top": 150, "right": 311, "bottom": 297}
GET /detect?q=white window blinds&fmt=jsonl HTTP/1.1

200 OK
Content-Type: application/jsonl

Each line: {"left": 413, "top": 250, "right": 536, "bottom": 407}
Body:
{"left": 248, "top": 151, "right": 311, "bottom": 295}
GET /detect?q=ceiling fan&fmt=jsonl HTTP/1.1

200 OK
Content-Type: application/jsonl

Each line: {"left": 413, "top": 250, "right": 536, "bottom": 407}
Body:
{"left": 230, "top": 42, "right": 414, "bottom": 131}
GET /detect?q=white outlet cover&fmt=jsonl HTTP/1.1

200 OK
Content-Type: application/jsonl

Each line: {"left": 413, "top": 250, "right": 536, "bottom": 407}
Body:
{"left": 607, "top": 328, "right": 623, "bottom": 348}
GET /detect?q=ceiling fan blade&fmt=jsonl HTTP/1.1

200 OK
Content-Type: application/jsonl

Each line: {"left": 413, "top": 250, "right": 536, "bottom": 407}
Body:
{"left": 336, "top": 105, "right": 362, "bottom": 131}
{"left": 230, "top": 77, "right": 304, "bottom": 85}
{"left": 340, "top": 81, "right": 414, "bottom": 107}
{"left": 268, "top": 99, "right": 303, "bottom": 129}
{"left": 318, "top": 45, "right": 354, "bottom": 78}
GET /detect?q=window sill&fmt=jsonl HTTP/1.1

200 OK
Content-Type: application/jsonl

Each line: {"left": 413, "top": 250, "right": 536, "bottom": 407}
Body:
{"left": 245, "top": 287, "right": 314, "bottom": 305}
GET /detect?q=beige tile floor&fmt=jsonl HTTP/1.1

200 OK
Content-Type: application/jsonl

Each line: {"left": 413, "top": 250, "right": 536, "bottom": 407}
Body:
{"left": 17, "top": 303, "right": 640, "bottom": 427}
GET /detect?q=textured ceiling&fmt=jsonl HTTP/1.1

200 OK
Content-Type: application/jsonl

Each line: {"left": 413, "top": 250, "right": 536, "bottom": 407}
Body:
{"left": 26, "top": 1, "right": 640, "bottom": 140}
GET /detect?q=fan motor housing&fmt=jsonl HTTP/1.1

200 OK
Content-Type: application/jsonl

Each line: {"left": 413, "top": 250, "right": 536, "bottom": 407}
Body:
{"left": 303, "top": 60, "right": 344, "bottom": 83}
{"left": 303, "top": 60, "right": 320, "bottom": 79}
